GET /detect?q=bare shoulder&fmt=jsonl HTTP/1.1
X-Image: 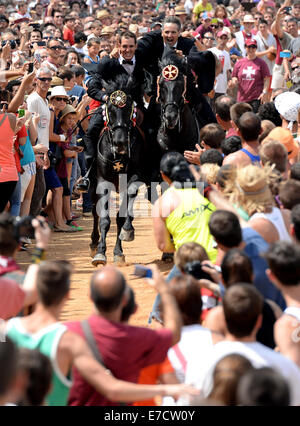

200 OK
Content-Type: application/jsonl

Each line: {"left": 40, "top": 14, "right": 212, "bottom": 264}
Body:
{"left": 204, "top": 305, "right": 226, "bottom": 340}
{"left": 222, "top": 150, "right": 249, "bottom": 167}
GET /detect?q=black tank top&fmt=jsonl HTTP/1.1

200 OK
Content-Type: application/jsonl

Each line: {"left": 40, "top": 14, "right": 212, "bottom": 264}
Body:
{"left": 257, "top": 301, "right": 276, "bottom": 349}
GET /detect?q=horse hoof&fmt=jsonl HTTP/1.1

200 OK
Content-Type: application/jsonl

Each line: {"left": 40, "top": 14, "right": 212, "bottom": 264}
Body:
{"left": 89, "top": 246, "right": 98, "bottom": 258}
{"left": 119, "top": 228, "right": 135, "bottom": 242}
{"left": 161, "top": 252, "right": 174, "bottom": 263}
{"left": 91, "top": 253, "right": 107, "bottom": 267}
{"left": 114, "top": 255, "right": 125, "bottom": 264}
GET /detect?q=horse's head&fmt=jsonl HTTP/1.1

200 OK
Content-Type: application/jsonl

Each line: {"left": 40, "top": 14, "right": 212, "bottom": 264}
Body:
{"left": 102, "top": 75, "right": 136, "bottom": 157}
{"left": 158, "top": 49, "right": 187, "bottom": 130}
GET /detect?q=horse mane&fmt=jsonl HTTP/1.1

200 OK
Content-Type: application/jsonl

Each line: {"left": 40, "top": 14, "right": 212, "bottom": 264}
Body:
{"left": 160, "top": 48, "right": 187, "bottom": 75}
{"left": 103, "top": 73, "right": 134, "bottom": 94}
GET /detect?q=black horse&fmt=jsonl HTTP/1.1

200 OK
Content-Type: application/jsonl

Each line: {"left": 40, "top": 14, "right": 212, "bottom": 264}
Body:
{"left": 90, "top": 74, "right": 146, "bottom": 266}
{"left": 156, "top": 50, "right": 200, "bottom": 154}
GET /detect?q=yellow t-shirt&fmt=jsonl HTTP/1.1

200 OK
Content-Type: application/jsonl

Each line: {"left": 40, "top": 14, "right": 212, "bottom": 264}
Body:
{"left": 193, "top": 1, "right": 213, "bottom": 17}
{"left": 165, "top": 187, "right": 217, "bottom": 262}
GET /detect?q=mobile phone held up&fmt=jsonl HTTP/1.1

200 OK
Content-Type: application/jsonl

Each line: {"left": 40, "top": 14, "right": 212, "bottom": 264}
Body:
{"left": 18, "top": 108, "right": 25, "bottom": 117}
{"left": 133, "top": 265, "right": 153, "bottom": 278}
{"left": 28, "top": 62, "right": 34, "bottom": 73}
{"left": 280, "top": 51, "right": 291, "bottom": 58}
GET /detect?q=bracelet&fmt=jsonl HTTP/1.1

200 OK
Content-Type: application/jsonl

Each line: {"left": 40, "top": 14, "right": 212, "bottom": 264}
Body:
{"left": 31, "top": 247, "right": 46, "bottom": 264}
{"left": 59, "top": 134, "right": 66, "bottom": 142}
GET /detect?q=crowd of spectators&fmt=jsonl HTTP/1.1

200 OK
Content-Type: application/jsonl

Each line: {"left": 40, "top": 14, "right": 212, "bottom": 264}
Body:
{"left": 2, "top": 0, "right": 300, "bottom": 409}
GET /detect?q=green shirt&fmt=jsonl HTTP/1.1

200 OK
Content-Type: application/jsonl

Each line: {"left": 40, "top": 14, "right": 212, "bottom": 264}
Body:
{"left": 193, "top": 1, "right": 213, "bottom": 17}
{"left": 165, "top": 187, "right": 217, "bottom": 261}
{"left": 6, "top": 318, "right": 72, "bottom": 406}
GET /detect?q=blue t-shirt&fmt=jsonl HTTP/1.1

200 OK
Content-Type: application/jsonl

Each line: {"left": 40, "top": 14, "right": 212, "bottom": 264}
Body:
{"left": 242, "top": 227, "right": 286, "bottom": 310}
{"left": 20, "top": 136, "right": 35, "bottom": 165}
{"left": 67, "top": 85, "right": 86, "bottom": 103}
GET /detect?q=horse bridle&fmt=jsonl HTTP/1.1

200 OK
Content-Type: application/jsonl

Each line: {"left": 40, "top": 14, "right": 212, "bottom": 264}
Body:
{"left": 101, "top": 91, "right": 137, "bottom": 162}
{"left": 157, "top": 65, "right": 187, "bottom": 132}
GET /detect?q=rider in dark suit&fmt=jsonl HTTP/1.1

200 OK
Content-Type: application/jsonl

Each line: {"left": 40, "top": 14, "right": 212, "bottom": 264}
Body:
{"left": 137, "top": 16, "right": 217, "bottom": 130}
{"left": 77, "top": 31, "right": 146, "bottom": 192}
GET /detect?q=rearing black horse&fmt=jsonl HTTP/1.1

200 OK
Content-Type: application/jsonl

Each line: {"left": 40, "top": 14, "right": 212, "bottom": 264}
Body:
{"left": 156, "top": 50, "right": 199, "bottom": 154}
{"left": 90, "top": 74, "right": 145, "bottom": 266}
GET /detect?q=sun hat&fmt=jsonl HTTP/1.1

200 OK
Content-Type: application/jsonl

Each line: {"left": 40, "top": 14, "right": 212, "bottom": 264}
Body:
{"left": 274, "top": 91, "right": 300, "bottom": 130}
{"left": 50, "top": 76, "right": 64, "bottom": 87}
{"left": 225, "top": 164, "right": 277, "bottom": 217}
{"left": 263, "top": 127, "right": 299, "bottom": 161}
{"left": 243, "top": 14, "right": 255, "bottom": 23}
{"left": 175, "top": 6, "right": 187, "bottom": 15}
{"left": 100, "top": 25, "right": 114, "bottom": 36}
{"left": 97, "top": 10, "right": 111, "bottom": 20}
{"left": 60, "top": 104, "right": 77, "bottom": 121}
{"left": 49, "top": 85, "right": 69, "bottom": 99}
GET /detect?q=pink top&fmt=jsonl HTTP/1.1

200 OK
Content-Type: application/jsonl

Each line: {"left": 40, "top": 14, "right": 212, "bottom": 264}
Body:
{"left": 0, "top": 114, "right": 18, "bottom": 183}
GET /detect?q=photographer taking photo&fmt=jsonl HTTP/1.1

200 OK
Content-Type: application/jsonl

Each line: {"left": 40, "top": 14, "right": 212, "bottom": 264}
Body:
{"left": 0, "top": 213, "right": 51, "bottom": 319}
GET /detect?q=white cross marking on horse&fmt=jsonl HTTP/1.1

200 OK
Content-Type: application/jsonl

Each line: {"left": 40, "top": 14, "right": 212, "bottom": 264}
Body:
{"left": 242, "top": 66, "right": 256, "bottom": 80}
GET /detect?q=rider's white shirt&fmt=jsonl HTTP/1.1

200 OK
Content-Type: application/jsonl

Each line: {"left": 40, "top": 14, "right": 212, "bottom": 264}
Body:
{"left": 119, "top": 55, "right": 136, "bottom": 75}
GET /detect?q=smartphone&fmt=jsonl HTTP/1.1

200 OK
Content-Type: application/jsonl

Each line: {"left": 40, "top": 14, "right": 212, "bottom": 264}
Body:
{"left": 28, "top": 62, "right": 34, "bottom": 73}
{"left": 18, "top": 108, "right": 25, "bottom": 117}
{"left": 133, "top": 265, "right": 152, "bottom": 278}
{"left": 284, "top": 6, "right": 292, "bottom": 14}
{"left": 34, "top": 52, "right": 41, "bottom": 63}
{"left": 37, "top": 41, "right": 46, "bottom": 46}
{"left": 280, "top": 51, "right": 292, "bottom": 58}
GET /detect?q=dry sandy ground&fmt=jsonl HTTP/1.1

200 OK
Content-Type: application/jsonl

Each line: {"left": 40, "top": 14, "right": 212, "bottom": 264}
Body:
{"left": 17, "top": 197, "right": 173, "bottom": 326}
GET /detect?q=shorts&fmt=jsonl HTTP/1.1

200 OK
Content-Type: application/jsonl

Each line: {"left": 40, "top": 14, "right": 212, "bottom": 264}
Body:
{"left": 20, "top": 162, "right": 36, "bottom": 202}
{"left": 44, "top": 167, "right": 62, "bottom": 190}
{"left": 271, "top": 64, "right": 285, "bottom": 90}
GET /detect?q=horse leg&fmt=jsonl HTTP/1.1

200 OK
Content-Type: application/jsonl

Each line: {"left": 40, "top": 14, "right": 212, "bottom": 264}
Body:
{"left": 119, "top": 176, "right": 142, "bottom": 242}
{"left": 113, "top": 209, "right": 126, "bottom": 264}
{"left": 89, "top": 201, "right": 100, "bottom": 258}
{"left": 91, "top": 184, "right": 111, "bottom": 266}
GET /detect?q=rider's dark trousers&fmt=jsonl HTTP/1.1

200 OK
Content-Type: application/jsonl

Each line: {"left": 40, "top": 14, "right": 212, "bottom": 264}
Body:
{"left": 84, "top": 108, "right": 104, "bottom": 172}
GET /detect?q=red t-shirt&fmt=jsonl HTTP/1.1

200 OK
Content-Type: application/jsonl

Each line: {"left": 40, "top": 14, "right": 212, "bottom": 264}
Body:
{"left": 65, "top": 315, "right": 173, "bottom": 406}
{"left": 14, "top": 124, "right": 28, "bottom": 173}
{"left": 232, "top": 57, "right": 270, "bottom": 103}
{"left": 0, "top": 278, "right": 25, "bottom": 320}
{"left": 63, "top": 26, "right": 74, "bottom": 45}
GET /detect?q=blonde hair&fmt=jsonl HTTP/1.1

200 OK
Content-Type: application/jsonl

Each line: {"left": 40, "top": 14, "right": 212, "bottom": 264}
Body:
{"left": 201, "top": 163, "right": 220, "bottom": 185}
{"left": 224, "top": 164, "right": 276, "bottom": 217}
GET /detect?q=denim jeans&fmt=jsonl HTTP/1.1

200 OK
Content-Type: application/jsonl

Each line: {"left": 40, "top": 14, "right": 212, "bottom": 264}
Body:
{"left": 148, "top": 264, "right": 182, "bottom": 324}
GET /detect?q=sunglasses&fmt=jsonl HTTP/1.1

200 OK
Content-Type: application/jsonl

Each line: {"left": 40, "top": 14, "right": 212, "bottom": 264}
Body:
{"left": 43, "top": 36, "right": 53, "bottom": 40}
{"left": 49, "top": 45, "right": 62, "bottom": 50}
{"left": 38, "top": 77, "right": 52, "bottom": 82}
{"left": 246, "top": 45, "right": 257, "bottom": 49}
{"left": 53, "top": 97, "right": 67, "bottom": 102}
{"left": 55, "top": 15, "right": 64, "bottom": 18}
{"left": 204, "top": 36, "right": 215, "bottom": 40}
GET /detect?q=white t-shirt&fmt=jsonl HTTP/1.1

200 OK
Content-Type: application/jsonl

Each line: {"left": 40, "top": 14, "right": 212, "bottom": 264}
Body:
{"left": 209, "top": 47, "right": 231, "bottom": 94}
{"left": 185, "top": 340, "right": 300, "bottom": 406}
{"left": 27, "top": 92, "right": 51, "bottom": 148}
{"left": 184, "top": 0, "right": 194, "bottom": 14}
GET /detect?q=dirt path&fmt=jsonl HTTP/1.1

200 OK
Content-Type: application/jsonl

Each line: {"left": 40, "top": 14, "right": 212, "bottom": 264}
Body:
{"left": 17, "top": 199, "right": 173, "bottom": 326}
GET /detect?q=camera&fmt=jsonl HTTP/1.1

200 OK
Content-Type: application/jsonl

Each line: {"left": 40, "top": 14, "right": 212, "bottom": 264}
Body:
{"left": 13, "top": 215, "right": 36, "bottom": 241}
{"left": 1, "top": 40, "right": 17, "bottom": 49}
{"left": 48, "top": 150, "right": 57, "bottom": 167}
{"left": 183, "top": 260, "right": 213, "bottom": 280}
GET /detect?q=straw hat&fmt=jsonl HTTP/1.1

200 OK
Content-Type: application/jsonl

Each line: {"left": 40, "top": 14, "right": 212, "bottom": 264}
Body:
{"left": 97, "top": 10, "right": 111, "bottom": 20}
{"left": 175, "top": 6, "right": 187, "bottom": 15}
{"left": 100, "top": 25, "right": 114, "bottom": 36}
{"left": 225, "top": 164, "right": 276, "bottom": 217}
{"left": 60, "top": 104, "right": 77, "bottom": 121}
{"left": 50, "top": 76, "right": 64, "bottom": 87}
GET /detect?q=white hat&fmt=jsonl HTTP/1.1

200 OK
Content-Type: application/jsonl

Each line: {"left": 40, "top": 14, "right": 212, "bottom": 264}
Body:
{"left": 274, "top": 91, "right": 300, "bottom": 129}
{"left": 49, "top": 85, "right": 69, "bottom": 99}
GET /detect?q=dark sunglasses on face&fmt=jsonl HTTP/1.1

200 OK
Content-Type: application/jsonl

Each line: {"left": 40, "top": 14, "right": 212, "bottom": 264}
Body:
{"left": 38, "top": 77, "right": 52, "bottom": 82}
{"left": 44, "top": 36, "right": 53, "bottom": 40}
{"left": 204, "top": 36, "right": 214, "bottom": 40}
{"left": 53, "top": 97, "right": 67, "bottom": 102}
{"left": 49, "top": 45, "right": 62, "bottom": 50}
{"left": 247, "top": 45, "right": 257, "bottom": 49}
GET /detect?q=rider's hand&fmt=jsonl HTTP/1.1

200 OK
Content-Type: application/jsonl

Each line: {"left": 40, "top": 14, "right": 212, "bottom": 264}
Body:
{"left": 110, "top": 47, "right": 120, "bottom": 59}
